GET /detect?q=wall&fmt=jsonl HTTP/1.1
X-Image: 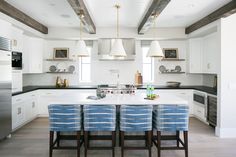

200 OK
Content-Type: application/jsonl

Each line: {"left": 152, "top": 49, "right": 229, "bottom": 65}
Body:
{"left": 23, "top": 38, "right": 203, "bottom": 86}
{"left": 202, "top": 74, "right": 216, "bottom": 87}
{"left": 216, "top": 13, "right": 236, "bottom": 138}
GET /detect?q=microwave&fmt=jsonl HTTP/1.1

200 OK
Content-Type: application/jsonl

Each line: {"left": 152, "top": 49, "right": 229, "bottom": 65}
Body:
{"left": 12, "top": 51, "right": 22, "bottom": 70}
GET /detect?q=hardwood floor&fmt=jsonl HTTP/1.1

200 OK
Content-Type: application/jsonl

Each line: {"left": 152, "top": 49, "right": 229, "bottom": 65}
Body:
{"left": 0, "top": 117, "right": 236, "bottom": 157}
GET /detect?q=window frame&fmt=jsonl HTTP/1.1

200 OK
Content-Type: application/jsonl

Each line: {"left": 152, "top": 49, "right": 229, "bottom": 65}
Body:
{"left": 79, "top": 46, "right": 92, "bottom": 83}
{"left": 142, "top": 46, "right": 155, "bottom": 83}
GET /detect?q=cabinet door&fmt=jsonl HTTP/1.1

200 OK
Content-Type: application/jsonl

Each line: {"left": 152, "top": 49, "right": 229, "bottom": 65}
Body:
{"left": 202, "top": 33, "right": 219, "bottom": 74}
{"left": 188, "top": 38, "right": 203, "bottom": 73}
{"left": 11, "top": 27, "right": 23, "bottom": 52}
{"left": 23, "top": 36, "right": 44, "bottom": 73}
{"left": 193, "top": 104, "right": 206, "bottom": 122}
{"left": 12, "top": 101, "right": 25, "bottom": 130}
{"left": 0, "top": 19, "right": 11, "bottom": 38}
{"left": 12, "top": 70, "right": 22, "bottom": 93}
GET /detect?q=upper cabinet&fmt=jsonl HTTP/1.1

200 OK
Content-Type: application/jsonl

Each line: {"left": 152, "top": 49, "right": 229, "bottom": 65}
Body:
{"left": 11, "top": 27, "right": 24, "bottom": 52}
{"left": 188, "top": 38, "right": 203, "bottom": 73}
{"left": 188, "top": 32, "right": 219, "bottom": 74}
{"left": 23, "top": 36, "right": 44, "bottom": 74}
{"left": 202, "top": 33, "right": 219, "bottom": 74}
{"left": 0, "top": 19, "right": 12, "bottom": 39}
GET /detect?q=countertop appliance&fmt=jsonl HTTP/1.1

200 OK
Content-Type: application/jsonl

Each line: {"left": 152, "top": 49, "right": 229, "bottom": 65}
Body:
{"left": 0, "top": 36, "right": 12, "bottom": 139}
{"left": 193, "top": 91, "right": 207, "bottom": 118}
{"left": 12, "top": 51, "right": 22, "bottom": 70}
{"left": 207, "top": 94, "right": 217, "bottom": 127}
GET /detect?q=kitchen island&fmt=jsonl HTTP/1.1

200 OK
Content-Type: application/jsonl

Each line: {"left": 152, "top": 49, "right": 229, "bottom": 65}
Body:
{"left": 46, "top": 91, "right": 188, "bottom": 106}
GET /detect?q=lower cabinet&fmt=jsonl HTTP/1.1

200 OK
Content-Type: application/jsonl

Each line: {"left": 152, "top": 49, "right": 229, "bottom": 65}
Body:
{"left": 193, "top": 104, "right": 206, "bottom": 122}
{"left": 12, "top": 91, "right": 38, "bottom": 131}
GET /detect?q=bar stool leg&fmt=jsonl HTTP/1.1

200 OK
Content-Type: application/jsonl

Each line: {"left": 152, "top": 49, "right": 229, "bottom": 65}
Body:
{"left": 184, "top": 131, "right": 188, "bottom": 157}
{"left": 56, "top": 132, "right": 60, "bottom": 147}
{"left": 157, "top": 131, "right": 161, "bottom": 157}
{"left": 176, "top": 131, "right": 180, "bottom": 148}
{"left": 84, "top": 131, "right": 88, "bottom": 157}
{"left": 119, "top": 131, "right": 121, "bottom": 147}
{"left": 120, "top": 131, "right": 125, "bottom": 157}
{"left": 112, "top": 131, "right": 116, "bottom": 157}
{"left": 77, "top": 131, "right": 81, "bottom": 157}
{"left": 147, "top": 131, "right": 152, "bottom": 157}
{"left": 49, "top": 131, "right": 54, "bottom": 157}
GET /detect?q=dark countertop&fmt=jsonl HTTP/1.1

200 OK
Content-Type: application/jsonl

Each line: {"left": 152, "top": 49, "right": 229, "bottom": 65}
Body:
{"left": 12, "top": 85, "right": 217, "bottom": 96}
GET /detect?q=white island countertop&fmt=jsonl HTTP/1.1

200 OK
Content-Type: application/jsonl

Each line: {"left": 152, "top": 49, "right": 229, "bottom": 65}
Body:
{"left": 49, "top": 92, "right": 188, "bottom": 106}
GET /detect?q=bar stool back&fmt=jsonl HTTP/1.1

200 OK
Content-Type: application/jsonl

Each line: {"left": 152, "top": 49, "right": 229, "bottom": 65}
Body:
{"left": 152, "top": 105, "right": 189, "bottom": 157}
{"left": 48, "top": 104, "right": 81, "bottom": 157}
{"left": 83, "top": 105, "right": 116, "bottom": 157}
{"left": 120, "top": 105, "right": 153, "bottom": 157}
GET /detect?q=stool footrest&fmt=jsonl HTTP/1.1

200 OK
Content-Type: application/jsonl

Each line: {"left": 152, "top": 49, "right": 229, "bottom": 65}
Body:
{"left": 87, "top": 147, "right": 114, "bottom": 150}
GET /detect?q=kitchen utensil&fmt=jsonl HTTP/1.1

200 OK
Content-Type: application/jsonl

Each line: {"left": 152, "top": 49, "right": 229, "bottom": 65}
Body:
{"left": 49, "top": 65, "right": 57, "bottom": 72}
{"left": 159, "top": 65, "right": 166, "bottom": 73}
{"left": 175, "top": 65, "right": 181, "bottom": 72}
{"left": 135, "top": 71, "right": 143, "bottom": 85}
{"left": 166, "top": 81, "right": 181, "bottom": 87}
{"left": 68, "top": 65, "right": 75, "bottom": 73}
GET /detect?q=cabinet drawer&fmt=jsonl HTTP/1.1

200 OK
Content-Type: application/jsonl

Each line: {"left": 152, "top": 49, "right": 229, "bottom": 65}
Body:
{"left": 194, "top": 104, "right": 205, "bottom": 120}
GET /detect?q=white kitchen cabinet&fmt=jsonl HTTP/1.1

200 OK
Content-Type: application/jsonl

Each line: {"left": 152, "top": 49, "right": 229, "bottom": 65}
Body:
{"left": 12, "top": 91, "right": 38, "bottom": 131}
{"left": 11, "top": 27, "right": 24, "bottom": 52}
{"left": 188, "top": 38, "right": 203, "bottom": 73}
{"left": 12, "top": 94, "right": 26, "bottom": 130}
{"left": 23, "top": 36, "right": 44, "bottom": 74}
{"left": 193, "top": 103, "right": 206, "bottom": 122}
{"left": 202, "top": 33, "right": 219, "bottom": 74}
{"left": 188, "top": 33, "right": 219, "bottom": 74}
{"left": 12, "top": 70, "right": 23, "bottom": 93}
{"left": 0, "top": 19, "right": 12, "bottom": 38}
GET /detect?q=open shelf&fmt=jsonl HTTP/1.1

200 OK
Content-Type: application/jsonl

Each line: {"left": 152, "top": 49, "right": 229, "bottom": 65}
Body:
{"left": 161, "top": 59, "right": 185, "bottom": 61}
{"left": 46, "top": 59, "right": 76, "bottom": 61}
{"left": 46, "top": 72, "right": 74, "bottom": 74}
{"left": 159, "top": 72, "right": 185, "bottom": 74}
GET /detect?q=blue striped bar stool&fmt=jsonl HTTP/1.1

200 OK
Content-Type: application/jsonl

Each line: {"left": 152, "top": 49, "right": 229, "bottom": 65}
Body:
{"left": 48, "top": 104, "right": 82, "bottom": 157}
{"left": 120, "top": 105, "right": 153, "bottom": 157}
{"left": 152, "top": 105, "right": 189, "bottom": 157}
{"left": 83, "top": 105, "right": 116, "bottom": 157}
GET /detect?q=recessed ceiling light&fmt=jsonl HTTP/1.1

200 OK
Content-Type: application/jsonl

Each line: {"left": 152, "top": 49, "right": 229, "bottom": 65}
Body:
{"left": 187, "top": 3, "right": 195, "bottom": 8}
{"left": 61, "top": 14, "right": 71, "bottom": 18}
{"left": 49, "top": 3, "right": 56, "bottom": 6}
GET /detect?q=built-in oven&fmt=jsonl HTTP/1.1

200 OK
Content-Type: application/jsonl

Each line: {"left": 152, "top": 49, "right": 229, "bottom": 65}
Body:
{"left": 12, "top": 51, "right": 22, "bottom": 70}
{"left": 193, "top": 91, "right": 207, "bottom": 117}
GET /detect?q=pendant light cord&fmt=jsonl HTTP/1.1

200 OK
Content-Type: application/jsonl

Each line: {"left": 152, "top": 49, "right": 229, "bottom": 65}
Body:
{"left": 80, "top": 14, "right": 82, "bottom": 40}
{"left": 115, "top": 4, "right": 120, "bottom": 38}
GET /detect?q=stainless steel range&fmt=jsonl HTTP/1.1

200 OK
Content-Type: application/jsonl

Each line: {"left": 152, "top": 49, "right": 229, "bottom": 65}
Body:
{"left": 96, "top": 84, "right": 136, "bottom": 97}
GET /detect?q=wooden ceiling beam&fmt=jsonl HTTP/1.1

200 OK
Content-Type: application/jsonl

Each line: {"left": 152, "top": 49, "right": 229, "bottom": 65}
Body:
{"left": 0, "top": 0, "right": 48, "bottom": 34}
{"left": 67, "top": 0, "right": 96, "bottom": 34}
{"left": 185, "top": 0, "right": 236, "bottom": 34}
{"left": 138, "top": 0, "right": 170, "bottom": 34}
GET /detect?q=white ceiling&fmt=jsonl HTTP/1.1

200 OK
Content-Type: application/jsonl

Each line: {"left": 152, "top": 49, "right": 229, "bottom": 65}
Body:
{"left": 5, "top": 0, "right": 232, "bottom": 28}
{"left": 156, "top": 0, "right": 232, "bottom": 27}
{"left": 6, "top": 0, "right": 81, "bottom": 27}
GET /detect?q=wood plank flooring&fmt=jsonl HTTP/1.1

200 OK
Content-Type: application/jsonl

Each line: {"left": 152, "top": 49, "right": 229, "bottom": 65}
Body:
{"left": 0, "top": 118, "right": 236, "bottom": 157}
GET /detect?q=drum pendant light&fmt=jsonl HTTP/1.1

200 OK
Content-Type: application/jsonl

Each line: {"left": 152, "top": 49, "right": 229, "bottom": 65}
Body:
{"left": 110, "top": 4, "right": 127, "bottom": 57}
{"left": 146, "top": 14, "right": 164, "bottom": 59}
{"left": 76, "top": 10, "right": 89, "bottom": 57}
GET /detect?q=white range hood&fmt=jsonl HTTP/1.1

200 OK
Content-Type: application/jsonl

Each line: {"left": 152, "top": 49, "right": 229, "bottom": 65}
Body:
{"left": 98, "top": 38, "right": 135, "bottom": 61}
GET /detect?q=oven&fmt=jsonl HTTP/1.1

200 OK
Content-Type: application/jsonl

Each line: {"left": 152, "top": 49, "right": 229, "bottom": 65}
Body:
{"left": 12, "top": 51, "right": 22, "bottom": 70}
{"left": 193, "top": 91, "right": 207, "bottom": 117}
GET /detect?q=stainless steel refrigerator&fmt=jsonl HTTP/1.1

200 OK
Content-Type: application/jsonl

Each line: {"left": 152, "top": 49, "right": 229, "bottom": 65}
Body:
{"left": 0, "top": 36, "right": 12, "bottom": 139}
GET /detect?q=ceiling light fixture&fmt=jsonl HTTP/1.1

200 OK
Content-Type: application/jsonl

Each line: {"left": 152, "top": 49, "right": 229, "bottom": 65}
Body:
{"left": 146, "top": 14, "right": 164, "bottom": 59}
{"left": 76, "top": 9, "right": 89, "bottom": 57}
{"left": 110, "top": 4, "right": 127, "bottom": 57}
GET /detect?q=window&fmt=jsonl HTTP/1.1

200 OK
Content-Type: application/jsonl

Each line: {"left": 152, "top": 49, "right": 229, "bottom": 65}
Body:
{"left": 79, "top": 46, "right": 92, "bottom": 82}
{"left": 142, "top": 46, "right": 154, "bottom": 83}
